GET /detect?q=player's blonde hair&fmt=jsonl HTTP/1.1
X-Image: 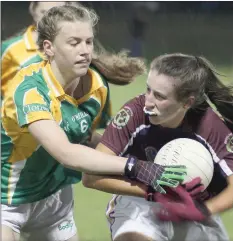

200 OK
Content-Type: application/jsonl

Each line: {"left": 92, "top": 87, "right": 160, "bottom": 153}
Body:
{"left": 37, "top": 5, "right": 99, "bottom": 51}
{"left": 92, "top": 41, "right": 146, "bottom": 85}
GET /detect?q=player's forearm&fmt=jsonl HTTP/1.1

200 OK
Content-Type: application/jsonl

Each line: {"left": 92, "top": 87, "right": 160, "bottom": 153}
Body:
{"left": 205, "top": 177, "right": 233, "bottom": 215}
{"left": 60, "top": 143, "right": 127, "bottom": 175}
{"left": 82, "top": 173, "right": 147, "bottom": 197}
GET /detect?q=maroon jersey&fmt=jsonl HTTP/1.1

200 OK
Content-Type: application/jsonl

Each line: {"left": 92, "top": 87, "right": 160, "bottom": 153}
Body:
{"left": 101, "top": 94, "right": 233, "bottom": 199}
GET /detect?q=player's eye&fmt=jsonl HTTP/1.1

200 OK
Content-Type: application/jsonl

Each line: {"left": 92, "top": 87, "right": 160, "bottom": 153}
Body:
{"left": 154, "top": 92, "right": 166, "bottom": 100}
{"left": 86, "top": 39, "right": 93, "bottom": 45}
{"left": 70, "top": 42, "right": 78, "bottom": 47}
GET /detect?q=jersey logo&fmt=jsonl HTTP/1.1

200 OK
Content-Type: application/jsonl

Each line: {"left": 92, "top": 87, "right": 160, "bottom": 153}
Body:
{"left": 112, "top": 106, "right": 133, "bottom": 129}
{"left": 224, "top": 133, "right": 233, "bottom": 153}
{"left": 23, "top": 103, "right": 50, "bottom": 114}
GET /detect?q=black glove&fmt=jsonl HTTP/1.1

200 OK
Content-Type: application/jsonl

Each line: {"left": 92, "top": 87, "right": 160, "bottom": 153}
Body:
{"left": 124, "top": 156, "right": 187, "bottom": 194}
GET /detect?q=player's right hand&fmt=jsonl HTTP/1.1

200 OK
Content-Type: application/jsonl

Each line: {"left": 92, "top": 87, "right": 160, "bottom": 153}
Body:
{"left": 124, "top": 156, "right": 187, "bottom": 194}
{"left": 155, "top": 186, "right": 211, "bottom": 222}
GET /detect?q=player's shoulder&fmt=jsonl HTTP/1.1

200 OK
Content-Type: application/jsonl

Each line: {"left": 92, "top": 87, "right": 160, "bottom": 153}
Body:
{"left": 109, "top": 94, "right": 146, "bottom": 130}
{"left": 16, "top": 61, "right": 44, "bottom": 82}
{"left": 197, "top": 107, "right": 230, "bottom": 136}
{"left": 120, "top": 94, "right": 146, "bottom": 120}
{"left": 201, "top": 107, "right": 225, "bottom": 126}
{"left": 124, "top": 94, "right": 145, "bottom": 109}
{"left": 5, "top": 62, "right": 47, "bottom": 97}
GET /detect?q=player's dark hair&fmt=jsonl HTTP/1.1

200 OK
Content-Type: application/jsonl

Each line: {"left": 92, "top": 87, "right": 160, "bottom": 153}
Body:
{"left": 151, "top": 53, "right": 233, "bottom": 131}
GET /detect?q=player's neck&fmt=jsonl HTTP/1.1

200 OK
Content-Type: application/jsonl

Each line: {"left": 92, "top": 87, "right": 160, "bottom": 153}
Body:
{"left": 50, "top": 61, "right": 80, "bottom": 93}
{"left": 161, "top": 113, "right": 186, "bottom": 129}
{"left": 64, "top": 75, "right": 91, "bottom": 99}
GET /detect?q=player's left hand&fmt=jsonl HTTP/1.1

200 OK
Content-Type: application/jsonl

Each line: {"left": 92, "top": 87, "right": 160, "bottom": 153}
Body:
{"left": 155, "top": 186, "right": 211, "bottom": 222}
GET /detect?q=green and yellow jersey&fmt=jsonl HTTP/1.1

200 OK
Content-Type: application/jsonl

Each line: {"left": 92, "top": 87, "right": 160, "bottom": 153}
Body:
{"left": 1, "top": 60, "right": 111, "bottom": 205}
{"left": 1, "top": 25, "right": 44, "bottom": 97}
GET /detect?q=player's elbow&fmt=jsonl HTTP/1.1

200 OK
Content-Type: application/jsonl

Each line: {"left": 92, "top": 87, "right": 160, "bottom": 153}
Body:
{"left": 82, "top": 173, "right": 95, "bottom": 188}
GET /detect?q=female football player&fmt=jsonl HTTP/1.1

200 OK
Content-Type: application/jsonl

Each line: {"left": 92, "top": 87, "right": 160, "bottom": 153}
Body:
{"left": 83, "top": 53, "right": 233, "bottom": 241}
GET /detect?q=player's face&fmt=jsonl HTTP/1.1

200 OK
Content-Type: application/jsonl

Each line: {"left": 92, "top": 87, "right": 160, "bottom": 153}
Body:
{"left": 31, "top": 2, "right": 66, "bottom": 23}
{"left": 45, "top": 20, "right": 94, "bottom": 80}
{"left": 145, "top": 70, "right": 186, "bottom": 128}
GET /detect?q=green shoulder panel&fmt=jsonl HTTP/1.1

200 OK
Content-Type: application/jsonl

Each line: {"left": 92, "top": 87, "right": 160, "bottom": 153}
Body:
{"left": 21, "top": 55, "right": 43, "bottom": 69}
{"left": 1, "top": 35, "right": 23, "bottom": 56}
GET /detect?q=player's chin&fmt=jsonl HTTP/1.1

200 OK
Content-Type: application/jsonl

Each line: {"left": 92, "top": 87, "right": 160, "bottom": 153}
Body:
{"left": 74, "top": 67, "right": 89, "bottom": 77}
{"left": 149, "top": 115, "right": 161, "bottom": 125}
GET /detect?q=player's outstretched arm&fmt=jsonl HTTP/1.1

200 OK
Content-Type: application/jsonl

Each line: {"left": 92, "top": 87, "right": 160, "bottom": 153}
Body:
{"left": 82, "top": 143, "right": 147, "bottom": 197}
{"left": 28, "top": 120, "right": 127, "bottom": 175}
{"left": 82, "top": 143, "right": 187, "bottom": 197}
{"left": 29, "top": 120, "right": 186, "bottom": 193}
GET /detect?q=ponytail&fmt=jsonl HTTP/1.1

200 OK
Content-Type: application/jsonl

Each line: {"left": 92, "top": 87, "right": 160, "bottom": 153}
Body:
{"left": 198, "top": 57, "right": 233, "bottom": 132}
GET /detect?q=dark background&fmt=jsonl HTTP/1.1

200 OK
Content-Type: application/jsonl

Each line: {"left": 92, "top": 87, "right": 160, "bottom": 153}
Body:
{"left": 2, "top": 1, "right": 233, "bottom": 65}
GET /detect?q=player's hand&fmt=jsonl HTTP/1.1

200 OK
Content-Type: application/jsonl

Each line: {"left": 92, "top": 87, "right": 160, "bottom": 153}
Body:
{"left": 124, "top": 156, "right": 187, "bottom": 194}
{"left": 181, "top": 177, "right": 205, "bottom": 198}
{"left": 145, "top": 177, "right": 204, "bottom": 201}
{"left": 155, "top": 186, "right": 210, "bottom": 222}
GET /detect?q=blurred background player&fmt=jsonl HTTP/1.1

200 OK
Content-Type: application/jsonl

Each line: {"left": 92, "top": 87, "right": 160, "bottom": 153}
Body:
{"left": 1, "top": 5, "right": 187, "bottom": 241}
{"left": 1, "top": 1, "right": 68, "bottom": 97}
{"left": 83, "top": 53, "right": 233, "bottom": 241}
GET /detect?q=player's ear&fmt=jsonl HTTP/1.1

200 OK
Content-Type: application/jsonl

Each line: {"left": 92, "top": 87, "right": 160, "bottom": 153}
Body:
{"left": 183, "top": 96, "right": 195, "bottom": 110}
{"left": 43, "top": 40, "right": 55, "bottom": 58}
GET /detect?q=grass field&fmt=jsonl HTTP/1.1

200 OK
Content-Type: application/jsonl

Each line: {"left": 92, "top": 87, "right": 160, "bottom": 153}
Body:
{"left": 74, "top": 66, "right": 233, "bottom": 241}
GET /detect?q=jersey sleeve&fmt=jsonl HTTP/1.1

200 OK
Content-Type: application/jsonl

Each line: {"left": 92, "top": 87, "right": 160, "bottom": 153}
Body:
{"left": 197, "top": 108, "right": 233, "bottom": 177}
{"left": 4, "top": 79, "right": 53, "bottom": 127}
{"left": 101, "top": 96, "right": 144, "bottom": 155}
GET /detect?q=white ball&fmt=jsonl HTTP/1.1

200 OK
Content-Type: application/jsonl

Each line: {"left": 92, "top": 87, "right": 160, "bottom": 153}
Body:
{"left": 154, "top": 138, "right": 214, "bottom": 190}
